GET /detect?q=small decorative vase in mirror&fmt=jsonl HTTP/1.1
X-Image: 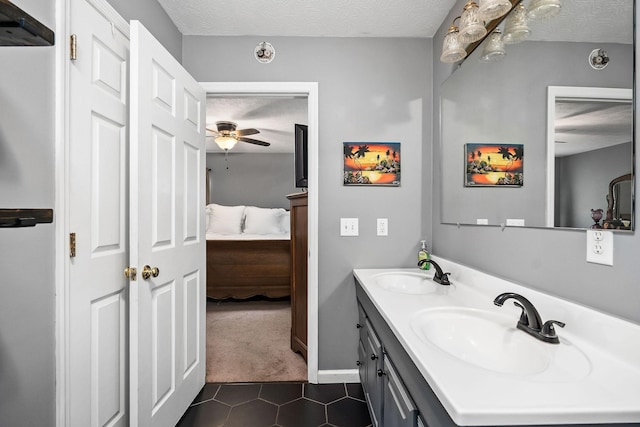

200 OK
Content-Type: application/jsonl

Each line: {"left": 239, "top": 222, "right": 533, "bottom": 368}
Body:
{"left": 590, "top": 208, "right": 604, "bottom": 229}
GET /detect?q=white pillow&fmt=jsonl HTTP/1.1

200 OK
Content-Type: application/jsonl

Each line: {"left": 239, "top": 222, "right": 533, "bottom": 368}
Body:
{"left": 243, "top": 206, "right": 285, "bottom": 235}
{"left": 280, "top": 211, "right": 291, "bottom": 234}
{"left": 206, "top": 204, "right": 245, "bottom": 235}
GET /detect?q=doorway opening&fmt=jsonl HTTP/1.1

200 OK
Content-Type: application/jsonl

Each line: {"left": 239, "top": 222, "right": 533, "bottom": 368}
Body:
{"left": 200, "top": 82, "right": 319, "bottom": 383}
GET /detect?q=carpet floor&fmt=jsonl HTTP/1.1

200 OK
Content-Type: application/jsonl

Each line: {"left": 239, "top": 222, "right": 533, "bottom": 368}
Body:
{"left": 206, "top": 298, "right": 307, "bottom": 383}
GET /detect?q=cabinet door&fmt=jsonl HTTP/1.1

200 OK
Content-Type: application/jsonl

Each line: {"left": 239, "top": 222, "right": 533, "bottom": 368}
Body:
{"left": 383, "top": 356, "right": 418, "bottom": 427}
{"left": 364, "top": 319, "right": 383, "bottom": 427}
{"left": 357, "top": 303, "right": 367, "bottom": 343}
{"left": 358, "top": 339, "right": 367, "bottom": 387}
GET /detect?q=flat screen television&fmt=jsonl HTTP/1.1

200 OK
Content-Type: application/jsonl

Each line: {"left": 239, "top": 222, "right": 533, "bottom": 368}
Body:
{"left": 294, "top": 124, "right": 308, "bottom": 188}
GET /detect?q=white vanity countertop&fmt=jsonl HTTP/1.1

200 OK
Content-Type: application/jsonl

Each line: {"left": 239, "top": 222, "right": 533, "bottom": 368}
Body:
{"left": 354, "top": 257, "right": 640, "bottom": 426}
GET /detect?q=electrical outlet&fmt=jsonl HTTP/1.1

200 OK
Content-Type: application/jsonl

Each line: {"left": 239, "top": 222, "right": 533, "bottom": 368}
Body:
{"left": 377, "top": 218, "right": 388, "bottom": 236}
{"left": 340, "top": 218, "right": 359, "bottom": 236}
{"left": 586, "top": 230, "right": 613, "bottom": 266}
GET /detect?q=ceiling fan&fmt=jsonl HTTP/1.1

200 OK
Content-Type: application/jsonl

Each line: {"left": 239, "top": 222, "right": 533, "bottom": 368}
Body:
{"left": 206, "top": 121, "right": 271, "bottom": 151}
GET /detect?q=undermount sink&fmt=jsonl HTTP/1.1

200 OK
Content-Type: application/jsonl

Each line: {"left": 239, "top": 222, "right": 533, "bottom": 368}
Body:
{"left": 410, "top": 307, "right": 592, "bottom": 379}
{"left": 372, "top": 271, "right": 439, "bottom": 294}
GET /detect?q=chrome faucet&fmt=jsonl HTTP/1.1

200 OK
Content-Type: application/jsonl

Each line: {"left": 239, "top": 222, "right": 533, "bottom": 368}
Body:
{"left": 493, "top": 292, "right": 565, "bottom": 344}
{"left": 417, "top": 259, "right": 451, "bottom": 285}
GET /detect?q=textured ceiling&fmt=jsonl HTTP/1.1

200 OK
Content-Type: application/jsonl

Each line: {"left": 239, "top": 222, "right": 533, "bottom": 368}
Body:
{"left": 206, "top": 96, "right": 307, "bottom": 153}
{"left": 525, "top": 0, "right": 632, "bottom": 43}
{"left": 156, "top": 0, "right": 457, "bottom": 38}
{"left": 555, "top": 100, "right": 633, "bottom": 157}
{"left": 158, "top": 0, "right": 634, "bottom": 41}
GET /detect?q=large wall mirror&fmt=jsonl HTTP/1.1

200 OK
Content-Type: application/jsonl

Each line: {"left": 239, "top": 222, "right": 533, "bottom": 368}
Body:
{"left": 440, "top": 0, "right": 635, "bottom": 231}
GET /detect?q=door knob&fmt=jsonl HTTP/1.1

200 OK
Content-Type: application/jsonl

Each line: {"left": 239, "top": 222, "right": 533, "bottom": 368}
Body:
{"left": 141, "top": 265, "right": 159, "bottom": 280}
{"left": 123, "top": 267, "right": 137, "bottom": 280}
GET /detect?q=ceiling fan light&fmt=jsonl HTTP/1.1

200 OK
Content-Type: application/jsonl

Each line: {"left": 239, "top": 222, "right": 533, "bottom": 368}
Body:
{"left": 214, "top": 135, "right": 238, "bottom": 151}
{"left": 527, "top": 0, "right": 561, "bottom": 20}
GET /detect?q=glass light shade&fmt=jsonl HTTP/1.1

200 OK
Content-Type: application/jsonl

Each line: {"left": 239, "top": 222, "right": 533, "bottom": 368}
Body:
{"left": 458, "top": 1, "right": 487, "bottom": 44}
{"left": 440, "top": 26, "right": 467, "bottom": 63}
{"left": 502, "top": 3, "right": 531, "bottom": 44}
{"left": 479, "top": 30, "right": 506, "bottom": 62}
{"left": 527, "top": 0, "right": 561, "bottom": 20}
{"left": 478, "top": 0, "right": 512, "bottom": 22}
{"left": 214, "top": 135, "right": 238, "bottom": 150}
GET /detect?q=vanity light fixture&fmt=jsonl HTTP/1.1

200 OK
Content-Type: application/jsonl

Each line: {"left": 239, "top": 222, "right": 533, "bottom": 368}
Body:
{"left": 440, "top": 17, "right": 468, "bottom": 63}
{"left": 458, "top": 1, "right": 488, "bottom": 44}
{"left": 502, "top": 2, "right": 531, "bottom": 44}
{"left": 479, "top": 29, "right": 506, "bottom": 62}
{"left": 478, "top": 0, "right": 513, "bottom": 22}
{"left": 527, "top": 0, "right": 562, "bottom": 20}
{"left": 214, "top": 135, "right": 238, "bottom": 151}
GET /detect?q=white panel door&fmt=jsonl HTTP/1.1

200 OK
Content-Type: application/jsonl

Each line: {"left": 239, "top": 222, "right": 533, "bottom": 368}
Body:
{"left": 67, "top": 1, "right": 129, "bottom": 426}
{"left": 129, "top": 21, "right": 206, "bottom": 427}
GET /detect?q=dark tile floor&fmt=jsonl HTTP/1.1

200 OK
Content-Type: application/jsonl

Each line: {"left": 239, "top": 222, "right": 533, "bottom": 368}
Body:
{"left": 177, "top": 382, "right": 372, "bottom": 427}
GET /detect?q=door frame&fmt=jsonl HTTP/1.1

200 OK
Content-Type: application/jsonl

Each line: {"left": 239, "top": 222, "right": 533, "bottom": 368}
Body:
{"left": 200, "top": 82, "right": 319, "bottom": 383}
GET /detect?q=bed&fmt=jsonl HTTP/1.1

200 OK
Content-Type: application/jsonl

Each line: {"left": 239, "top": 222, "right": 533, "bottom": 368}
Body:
{"left": 205, "top": 204, "right": 291, "bottom": 299}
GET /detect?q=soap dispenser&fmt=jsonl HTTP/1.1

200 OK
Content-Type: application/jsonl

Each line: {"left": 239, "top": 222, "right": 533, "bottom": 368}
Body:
{"left": 418, "top": 240, "right": 430, "bottom": 270}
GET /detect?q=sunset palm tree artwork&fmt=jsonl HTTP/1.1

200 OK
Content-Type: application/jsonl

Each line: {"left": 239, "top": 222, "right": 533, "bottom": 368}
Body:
{"left": 465, "top": 143, "right": 523, "bottom": 186}
{"left": 343, "top": 142, "right": 401, "bottom": 186}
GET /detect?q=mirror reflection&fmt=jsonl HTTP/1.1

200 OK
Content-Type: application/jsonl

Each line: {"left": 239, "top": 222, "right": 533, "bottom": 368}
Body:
{"left": 440, "top": 0, "right": 634, "bottom": 230}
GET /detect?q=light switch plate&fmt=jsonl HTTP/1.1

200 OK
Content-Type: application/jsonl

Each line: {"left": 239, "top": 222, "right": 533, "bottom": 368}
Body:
{"left": 340, "top": 218, "right": 359, "bottom": 236}
{"left": 586, "top": 230, "right": 613, "bottom": 266}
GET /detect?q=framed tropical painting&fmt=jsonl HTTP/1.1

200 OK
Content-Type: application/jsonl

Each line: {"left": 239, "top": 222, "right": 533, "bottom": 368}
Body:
{"left": 343, "top": 142, "right": 401, "bottom": 186}
{"left": 465, "top": 143, "right": 523, "bottom": 187}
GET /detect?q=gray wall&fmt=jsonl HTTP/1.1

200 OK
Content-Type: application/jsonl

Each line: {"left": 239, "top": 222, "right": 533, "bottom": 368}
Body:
{"left": 0, "top": 2, "right": 56, "bottom": 425}
{"left": 183, "top": 36, "right": 433, "bottom": 370}
{"left": 108, "top": 0, "right": 182, "bottom": 60}
{"left": 440, "top": 41, "right": 632, "bottom": 227}
{"left": 431, "top": 1, "right": 640, "bottom": 324}
{"left": 207, "top": 153, "right": 297, "bottom": 209}
{"left": 556, "top": 142, "right": 632, "bottom": 228}
{"left": 0, "top": 0, "right": 182, "bottom": 425}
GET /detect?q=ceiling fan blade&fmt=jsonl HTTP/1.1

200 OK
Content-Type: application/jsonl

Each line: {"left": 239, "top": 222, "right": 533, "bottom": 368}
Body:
{"left": 236, "top": 128, "right": 260, "bottom": 137}
{"left": 206, "top": 127, "right": 220, "bottom": 135}
{"left": 239, "top": 137, "right": 270, "bottom": 147}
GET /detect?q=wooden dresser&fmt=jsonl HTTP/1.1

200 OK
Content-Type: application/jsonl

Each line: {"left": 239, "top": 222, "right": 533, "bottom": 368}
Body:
{"left": 287, "top": 192, "right": 308, "bottom": 361}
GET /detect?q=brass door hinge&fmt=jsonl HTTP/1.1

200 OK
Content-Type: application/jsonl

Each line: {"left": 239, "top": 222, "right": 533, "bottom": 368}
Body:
{"left": 70, "top": 34, "right": 77, "bottom": 61}
{"left": 69, "top": 232, "right": 76, "bottom": 258}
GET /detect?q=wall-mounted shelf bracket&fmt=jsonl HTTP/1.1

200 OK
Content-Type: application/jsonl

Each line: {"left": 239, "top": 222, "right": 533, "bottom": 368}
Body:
{"left": 0, "top": 208, "right": 53, "bottom": 227}
{"left": 0, "top": 0, "right": 55, "bottom": 46}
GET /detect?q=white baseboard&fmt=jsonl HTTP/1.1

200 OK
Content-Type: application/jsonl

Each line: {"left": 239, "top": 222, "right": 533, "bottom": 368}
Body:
{"left": 316, "top": 369, "right": 360, "bottom": 384}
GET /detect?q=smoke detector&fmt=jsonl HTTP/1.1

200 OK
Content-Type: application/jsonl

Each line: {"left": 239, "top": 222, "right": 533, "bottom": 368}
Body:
{"left": 254, "top": 42, "right": 275, "bottom": 64}
{"left": 589, "top": 48, "right": 609, "bottom": 70}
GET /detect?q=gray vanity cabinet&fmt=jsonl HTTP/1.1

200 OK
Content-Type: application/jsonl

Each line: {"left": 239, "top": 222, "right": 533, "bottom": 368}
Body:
{"left": 355, "top": 276, "right": 634, "bottom": 427}
{"left": 383, "top": 356, "right": 418, "bottom": 427}
{"left": 358, "top": 302, "right": 418, "bottom": 427}
{"left": 358, "top": 313, "right": 384, "bottom": 426}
